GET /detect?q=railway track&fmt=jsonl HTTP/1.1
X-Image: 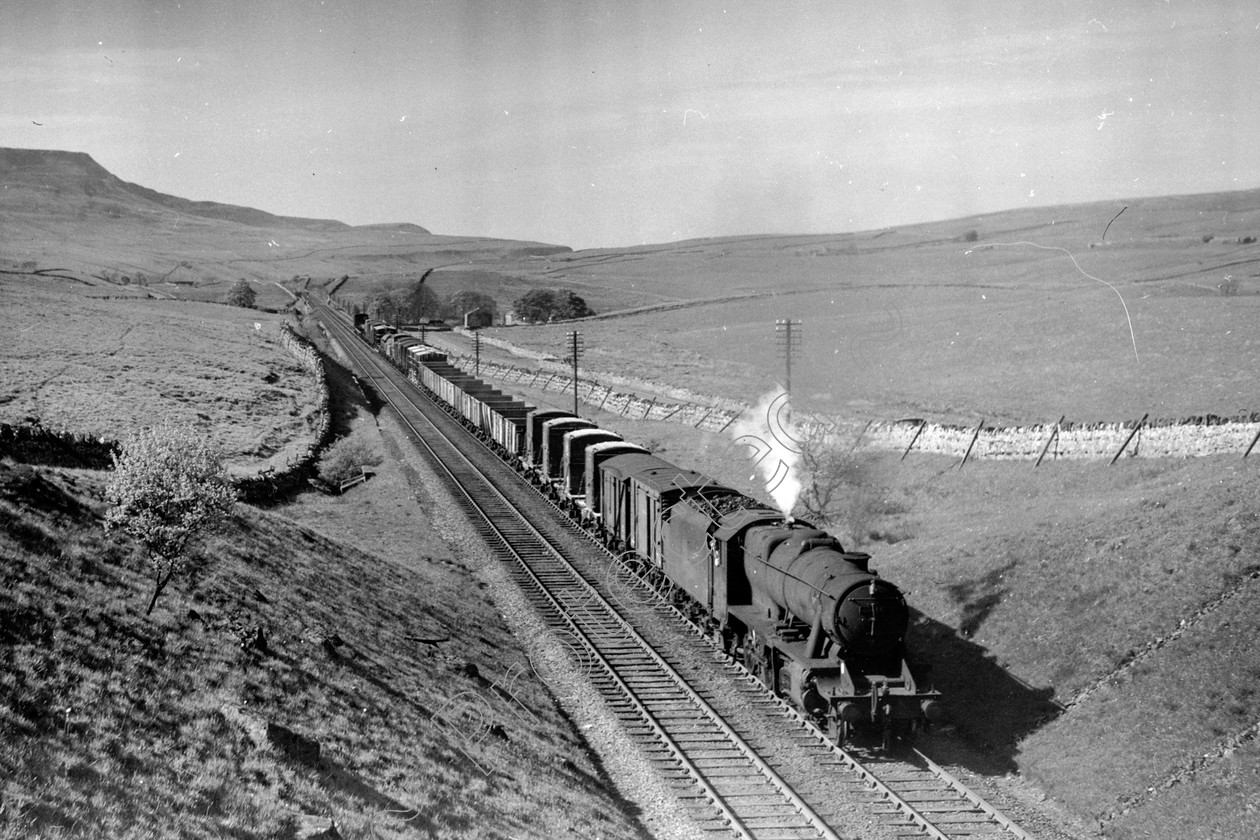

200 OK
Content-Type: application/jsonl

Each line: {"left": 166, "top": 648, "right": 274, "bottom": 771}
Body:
{"left": 309, "top": 299, "right": 1038, "bottom": 840}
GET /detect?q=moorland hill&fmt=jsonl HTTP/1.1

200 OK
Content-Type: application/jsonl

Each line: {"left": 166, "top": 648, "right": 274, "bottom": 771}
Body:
{"left": 0, "top": 147, "right": 569, "bottom": 306}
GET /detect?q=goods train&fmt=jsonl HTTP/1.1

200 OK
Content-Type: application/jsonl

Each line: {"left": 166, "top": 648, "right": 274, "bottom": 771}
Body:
{"left": 353, "top": 313, "right": 944, "bottom": 746}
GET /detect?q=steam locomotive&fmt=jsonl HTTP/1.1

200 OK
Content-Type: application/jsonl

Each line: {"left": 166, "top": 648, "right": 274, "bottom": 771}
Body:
{"left": 355, "top": 314, "right": 943, "bottom": 745}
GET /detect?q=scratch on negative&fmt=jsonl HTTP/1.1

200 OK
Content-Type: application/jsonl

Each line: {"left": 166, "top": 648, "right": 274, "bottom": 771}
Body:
{"left": 965, "top": 241, "right": 1140, "bottom": 363}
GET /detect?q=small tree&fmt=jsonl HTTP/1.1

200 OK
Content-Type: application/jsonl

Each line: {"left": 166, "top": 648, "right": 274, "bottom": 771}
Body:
{"left": 552, "top": 290, "right": 594, "bottom": 320}
{"left": 226, "top": 279, "right": 257, "bottom": 308}
{"left": 395, "top": 278, "right": 442, "bottom": 323}
{"left": 104, "top": 423, "right": 236, "bottom": 615}
{"left": 513, "top": 289, "right": 557, "bottom": 323}
{"left": 795, "top": 428, "right": 881, "bottom": 547}
{"left": 369, "top": 292, "right": 399, "bottom": 324}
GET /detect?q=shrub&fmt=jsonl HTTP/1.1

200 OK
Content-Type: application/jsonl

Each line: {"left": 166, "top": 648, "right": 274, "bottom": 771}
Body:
{"left": 316, "top": 436, "right": 383, "bottom": 487}
{"left": 104, "top": 422, "right": 236, "bottom": 615}
{"left": 226, "top": 279, "right": 257, "bottom": 308}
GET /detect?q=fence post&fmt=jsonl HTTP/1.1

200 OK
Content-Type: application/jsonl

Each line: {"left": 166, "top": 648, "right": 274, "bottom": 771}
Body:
{"left": 641, "top": 397, "right": 657, "bottom": 419}
{"left": 849, "top": 419, "right": 874, "bottom": 453}
{"left": 901, "top": 420, "right": 926, "bottom": 461}
{"left": 1035, "top": 415, "right": 1066, "bottom": 467}
{"left": 598, "top": 386, "right": 613, "bottom": 410}
{"left": 1244, "top": 424, "right": 1260, "bottom": 459}
{"left": 1109, "top": 413, "right": 1149, "bottom": 465}
{"left": 958, "top": 418, "right": 984, "bottom": 470}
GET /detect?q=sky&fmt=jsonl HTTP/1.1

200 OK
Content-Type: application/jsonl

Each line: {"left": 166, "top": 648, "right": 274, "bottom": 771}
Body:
{"left": 2, "top": 0, "right": 1257, "bottom": 250}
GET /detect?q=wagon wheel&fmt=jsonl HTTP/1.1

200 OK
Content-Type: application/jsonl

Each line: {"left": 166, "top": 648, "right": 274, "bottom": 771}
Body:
{"left": 828, "top": 718, "right": 849, "bottom": 747}
{"left": 742, "top": 639, "right": 762, "bottom": 675}
{"left": 710, "top": 625, "right": 728, "bottom": 653}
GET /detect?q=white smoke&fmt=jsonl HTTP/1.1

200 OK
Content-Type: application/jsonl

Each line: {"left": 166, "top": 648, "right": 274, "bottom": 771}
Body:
{"left": 731, "top": 386, "right": 804, "bottom": 517}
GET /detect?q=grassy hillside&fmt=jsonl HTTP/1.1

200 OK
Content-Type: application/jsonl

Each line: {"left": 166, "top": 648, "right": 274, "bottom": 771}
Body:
{"left": 0, "top": 276, "right": 321, "bottom": 476}
{"left": 0, "top": 456, "right": 653, "bottom": 839}
{"left": 0, "top": 148, "right": 569, "bottom": 307}
{"left": 462, "top": 190, "right": 1260, "bottom": 424}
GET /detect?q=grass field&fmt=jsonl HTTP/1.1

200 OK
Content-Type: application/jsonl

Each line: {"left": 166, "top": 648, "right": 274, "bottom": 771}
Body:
{"left": 469, "top": 246, "right": 1260, "bottom": 425}
{"left": 0, "top": 276, "right": 322, "bottom": 475}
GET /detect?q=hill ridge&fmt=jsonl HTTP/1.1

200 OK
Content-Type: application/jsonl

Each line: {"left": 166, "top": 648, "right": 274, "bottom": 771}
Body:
{"left": 0, "top": 146, "right": 428, "bottom": 235}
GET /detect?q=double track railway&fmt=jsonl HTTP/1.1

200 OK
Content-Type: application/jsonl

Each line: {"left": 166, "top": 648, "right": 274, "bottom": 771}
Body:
{"left": 311, "top": 300, "right": 1038, "bottom": 840}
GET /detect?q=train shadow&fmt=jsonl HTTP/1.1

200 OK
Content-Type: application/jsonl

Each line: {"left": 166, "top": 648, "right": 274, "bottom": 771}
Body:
{"left": 908, "top": 608, "right": 1064, "bottom": 775}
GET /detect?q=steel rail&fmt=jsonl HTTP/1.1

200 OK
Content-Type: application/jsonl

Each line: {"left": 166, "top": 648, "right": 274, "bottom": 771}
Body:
{"left": 312, "top": 301, "right": 844, "bottom": 840}
{"left": 911, "top": 749, "right": 1035, "bottom": 840}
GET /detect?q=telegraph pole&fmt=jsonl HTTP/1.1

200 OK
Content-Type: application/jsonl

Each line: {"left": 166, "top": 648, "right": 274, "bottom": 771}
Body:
{"left": 566, "top": 330, "right": 584, "bottom": 415}
{"left": 472, "top": 329, "right": 482, "bottom": 376}
{"left": 776, "top": 319, "right": 802, "bottom": 395}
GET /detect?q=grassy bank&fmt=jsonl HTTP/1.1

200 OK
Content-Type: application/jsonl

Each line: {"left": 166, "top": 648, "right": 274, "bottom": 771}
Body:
{"left": 0, "top": 458, "right": 652, "bottom": 839}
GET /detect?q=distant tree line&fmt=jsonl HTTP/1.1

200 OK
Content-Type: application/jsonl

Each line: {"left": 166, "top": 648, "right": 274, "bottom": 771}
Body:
{"left": 511, "top": 289, "right": 594, "bottom": 323}
{"left": 348, "top": 278, "right": 595, "bottom": 326}
{"left": 98, "top": 270, "right": 151, "bottom": 286}
{"left": 354, "top": 278, "right": 499, "bottom": 326}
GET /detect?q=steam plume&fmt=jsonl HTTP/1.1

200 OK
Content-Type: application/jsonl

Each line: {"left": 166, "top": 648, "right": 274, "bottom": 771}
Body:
{"left": 731, "top": 386, "right": 803, "bottom": 517}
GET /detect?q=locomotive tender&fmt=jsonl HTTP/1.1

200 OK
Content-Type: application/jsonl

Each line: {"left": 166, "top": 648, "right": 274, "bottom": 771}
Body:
{"left": 357, "top": 316, "right": 943, "bottom": 745}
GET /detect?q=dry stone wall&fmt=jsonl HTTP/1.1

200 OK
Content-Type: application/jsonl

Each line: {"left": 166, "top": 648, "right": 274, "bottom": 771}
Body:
{"left": 0, "top": 422, "right": 117, "bottom": 469}
{"left": 861, "top": 414, "right": 1260, "bottom": 461}
{"left": 234, "top": 322, "right": 333, "bottom": 501}
{"left": 441, "top": 353, "right": 1260, "bottom": 462}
